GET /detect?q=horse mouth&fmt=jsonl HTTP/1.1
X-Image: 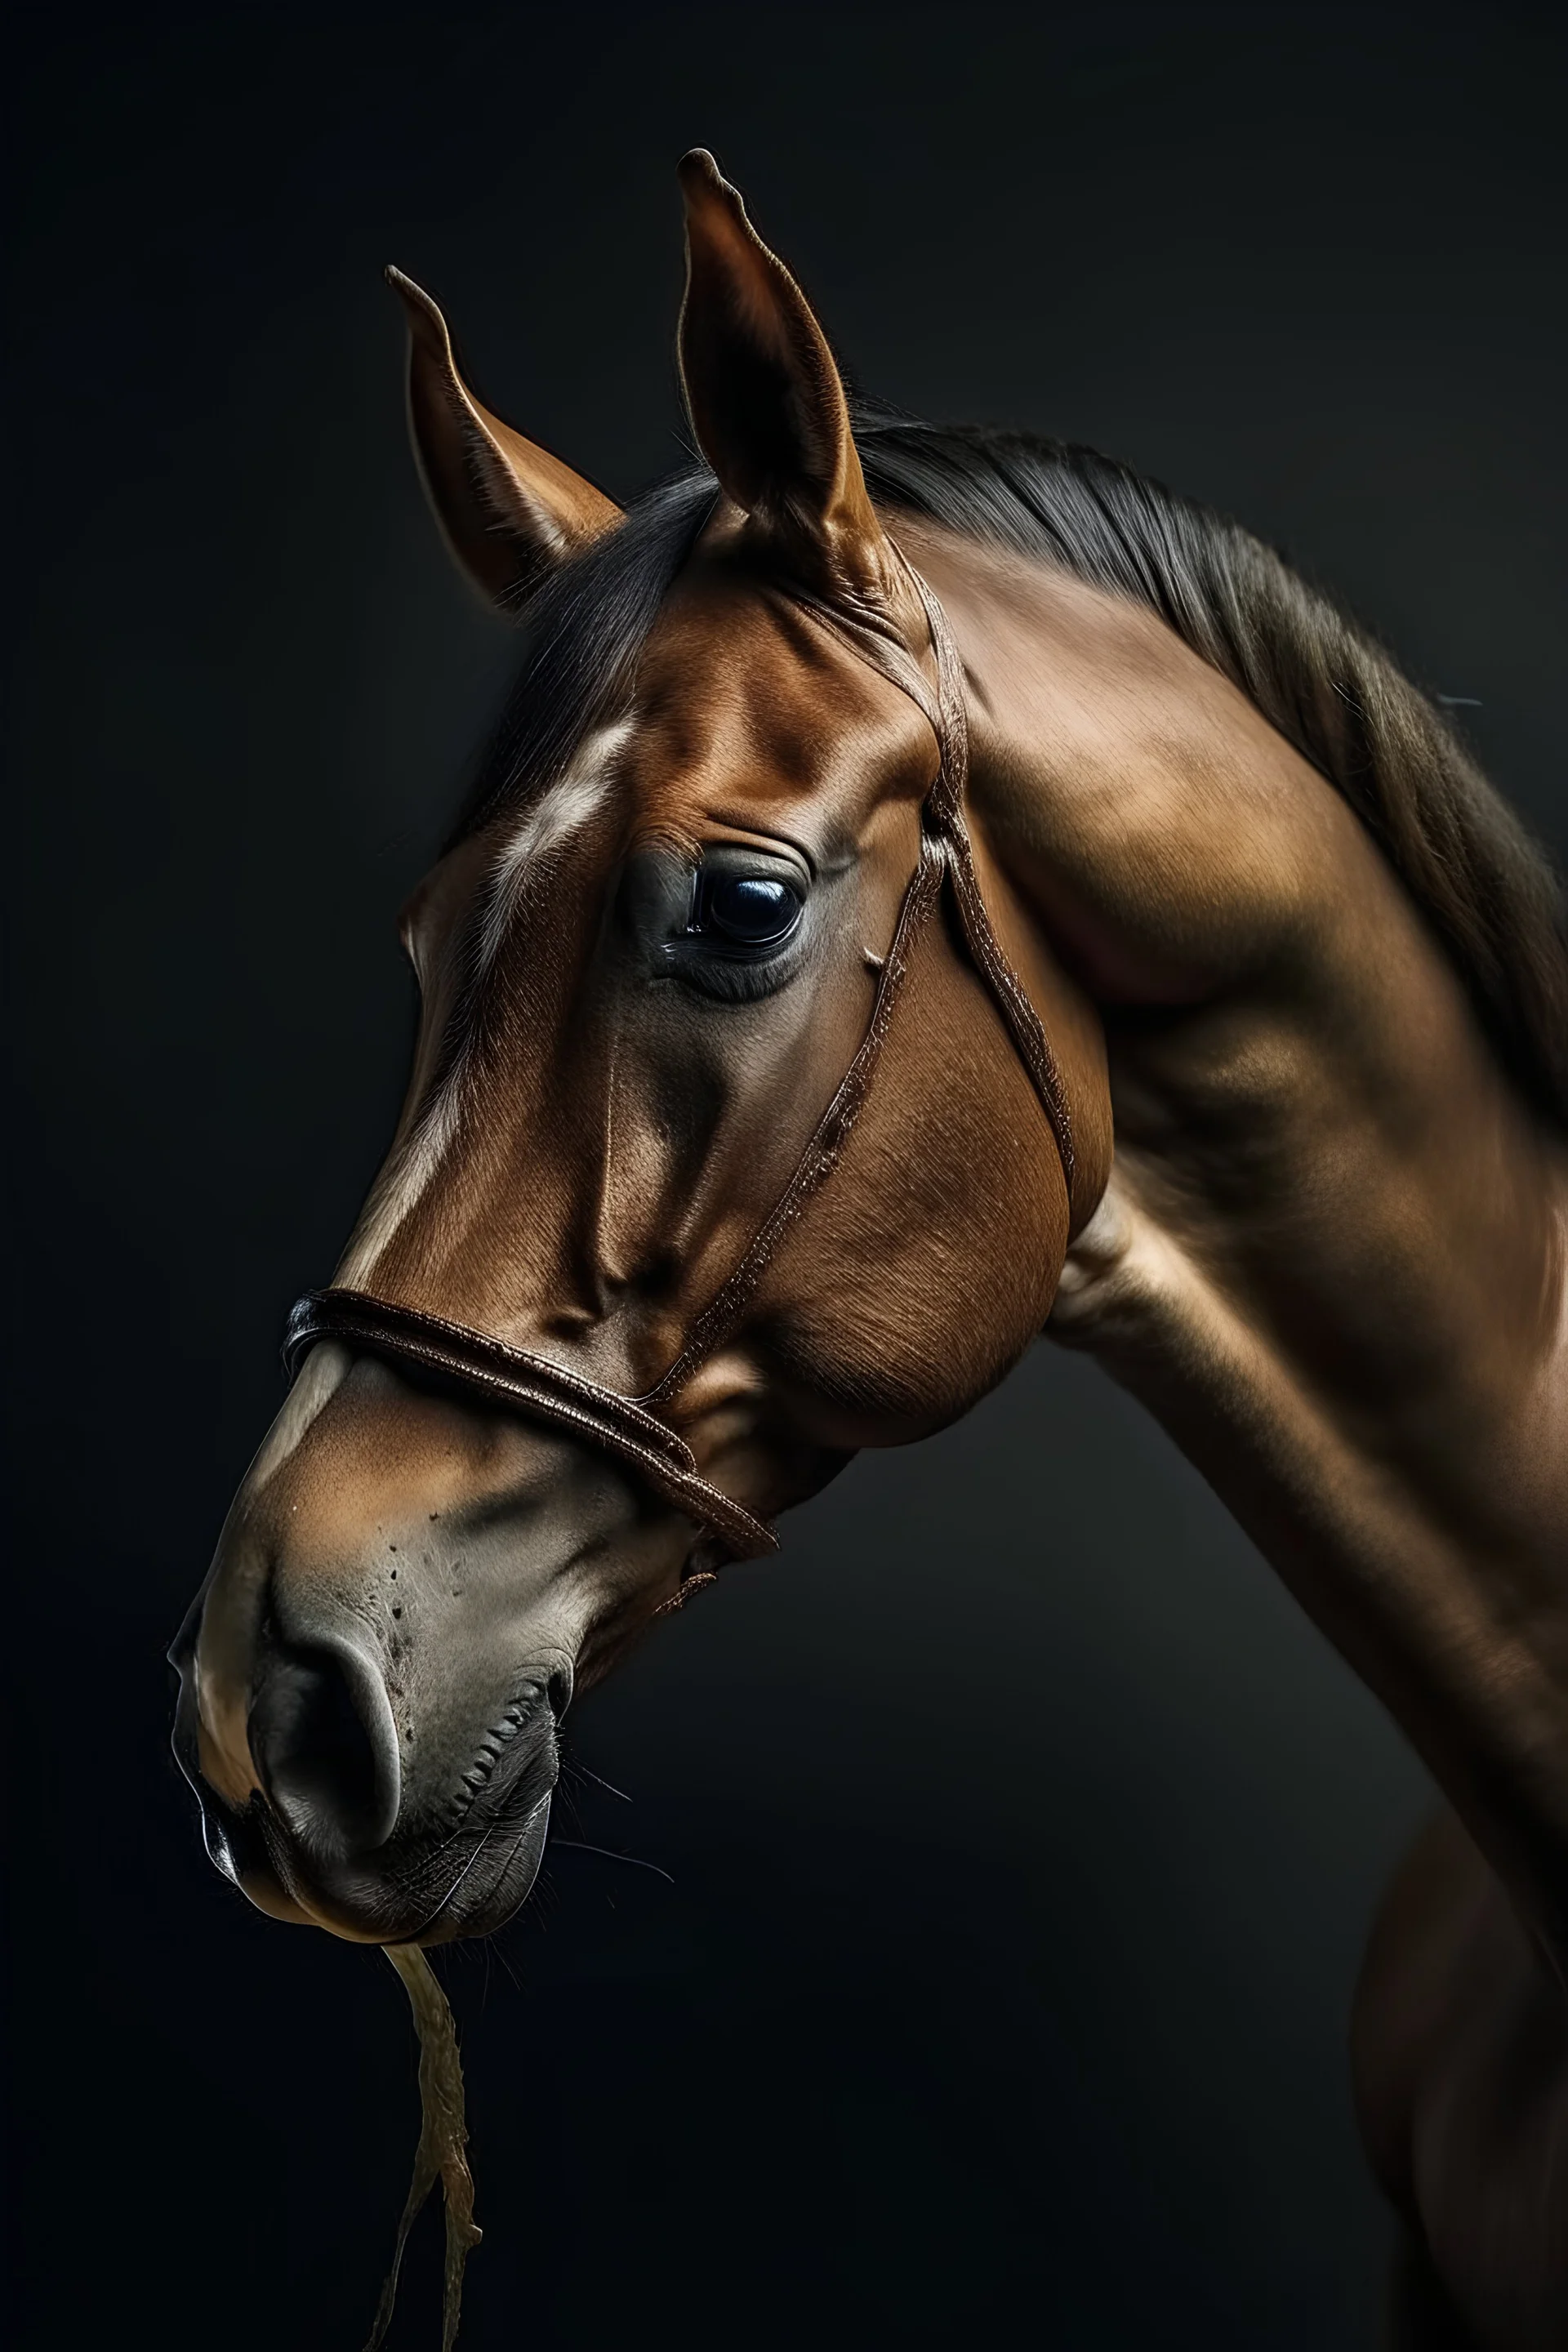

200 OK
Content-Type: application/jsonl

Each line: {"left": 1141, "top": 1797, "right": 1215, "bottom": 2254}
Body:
{"left": 172, "top": 1666, "right": 558, "bottom": 1944}
{"left": 192, "top": 1776, "right": 555, "bottom": 1944}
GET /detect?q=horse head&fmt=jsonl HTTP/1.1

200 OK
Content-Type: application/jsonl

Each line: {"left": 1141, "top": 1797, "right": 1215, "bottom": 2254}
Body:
{"left": 171, "top": 154, "right": 1111, "bottom": 1944}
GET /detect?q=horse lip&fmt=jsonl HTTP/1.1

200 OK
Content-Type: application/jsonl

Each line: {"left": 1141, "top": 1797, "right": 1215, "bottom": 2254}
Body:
{"left": 281, "top": 1787, "right": 557, "bottom": 1946}
{"left": 180, "top": 1780, "right": 318, "bottom": 1927}
{"left": 250, "top": 1745, "right": 558, "bottom": 1942}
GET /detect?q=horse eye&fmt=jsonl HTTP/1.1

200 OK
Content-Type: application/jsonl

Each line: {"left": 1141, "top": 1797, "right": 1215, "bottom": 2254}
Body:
{"left": 694, "top": 872, "right": 804, "bottom": 948}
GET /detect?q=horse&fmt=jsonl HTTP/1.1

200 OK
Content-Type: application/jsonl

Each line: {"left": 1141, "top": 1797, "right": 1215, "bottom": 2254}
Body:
{"left": 170, "top": 153, "right": 1568, "bottom": 2347}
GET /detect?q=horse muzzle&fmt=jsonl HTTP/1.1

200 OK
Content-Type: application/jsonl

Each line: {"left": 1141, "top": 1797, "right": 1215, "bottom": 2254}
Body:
{"left": 167, "top": 1340, "right": 678, "bottom": 1943}
{"left": 169, "top": 1608, "right": 566, "bottom": 1944}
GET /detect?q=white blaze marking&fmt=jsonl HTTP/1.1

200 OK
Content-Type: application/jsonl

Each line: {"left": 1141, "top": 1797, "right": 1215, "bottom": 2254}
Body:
{"left": 474, "top": 722, "right": 630, "bottom": 978}
{"left": 336, "top": 724, "right": 630, "bottom": 1287}
{"left": 247, "top": 1339, "right": 352, "bottom": 1492}
{"left": 334, "top": 1083, "right": 462, "bottom": 1290}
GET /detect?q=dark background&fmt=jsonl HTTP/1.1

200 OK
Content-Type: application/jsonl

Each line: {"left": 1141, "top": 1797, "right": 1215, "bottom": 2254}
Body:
{"left": 7, "top": 7, "right": 1566, "bottom": 2346}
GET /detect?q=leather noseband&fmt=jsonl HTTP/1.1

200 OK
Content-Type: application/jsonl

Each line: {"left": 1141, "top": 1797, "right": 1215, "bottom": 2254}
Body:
{"left": 283, "top": 559, "right": 1073, "bottom": 1584}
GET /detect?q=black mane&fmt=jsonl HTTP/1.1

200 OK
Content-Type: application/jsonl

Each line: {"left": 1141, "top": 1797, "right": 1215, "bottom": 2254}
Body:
{"left": 856, "top": 412, "right": 1568, "bottom": 1129}
{"left": 459, "top": 415, "right": 1568, "bottom": 1129}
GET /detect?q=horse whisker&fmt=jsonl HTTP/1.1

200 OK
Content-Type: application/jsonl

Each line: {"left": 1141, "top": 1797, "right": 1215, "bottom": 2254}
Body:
{"left": 549, "top": 1837, "right": 673, "bottom": 1885}
{"left": 565, "top": 1760, "right": 634, "bottom": 1804}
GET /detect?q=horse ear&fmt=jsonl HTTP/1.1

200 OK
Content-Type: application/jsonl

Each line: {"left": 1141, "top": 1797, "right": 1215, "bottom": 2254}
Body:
{"left": 386, "top": 267, "right": 622, "bottom": 612}
{"left": 676, "top": 151, "right": 910, "bottom": 622}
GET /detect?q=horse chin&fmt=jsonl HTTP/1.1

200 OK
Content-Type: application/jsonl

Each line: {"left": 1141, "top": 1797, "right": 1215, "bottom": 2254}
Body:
{"left": 394, "top": 1790, "right": 555, "bottom": 1947}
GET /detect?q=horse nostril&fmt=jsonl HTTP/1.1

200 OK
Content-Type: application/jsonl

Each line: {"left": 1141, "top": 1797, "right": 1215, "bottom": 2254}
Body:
{"left": 248, "top": 1642, "right": 401, "bottom": 1860}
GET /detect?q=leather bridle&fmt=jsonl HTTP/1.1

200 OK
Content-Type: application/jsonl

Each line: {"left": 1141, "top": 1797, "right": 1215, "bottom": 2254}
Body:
{"left": 283, "top": 561, "right": 1073, "bottom": 1589}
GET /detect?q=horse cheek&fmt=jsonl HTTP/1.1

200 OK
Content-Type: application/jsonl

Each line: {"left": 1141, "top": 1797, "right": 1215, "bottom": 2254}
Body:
{"left": 747, "top": 916, "right": 1071, "bottom": 1448}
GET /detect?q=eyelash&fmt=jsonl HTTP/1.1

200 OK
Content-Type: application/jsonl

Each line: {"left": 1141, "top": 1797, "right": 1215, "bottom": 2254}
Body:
{"left": 673, "top": 949, "right": 802, "bottom": 1004}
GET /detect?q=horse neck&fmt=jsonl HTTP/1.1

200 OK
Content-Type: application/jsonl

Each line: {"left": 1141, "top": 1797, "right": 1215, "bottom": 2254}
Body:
{"left": 901, "top": 516, "right": 1568, "bottom": 1971}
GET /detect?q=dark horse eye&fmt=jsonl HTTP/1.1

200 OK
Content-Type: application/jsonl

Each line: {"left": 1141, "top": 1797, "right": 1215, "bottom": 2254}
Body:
{"left": 696, "top": 872, "right": 804, "bottom": 949}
